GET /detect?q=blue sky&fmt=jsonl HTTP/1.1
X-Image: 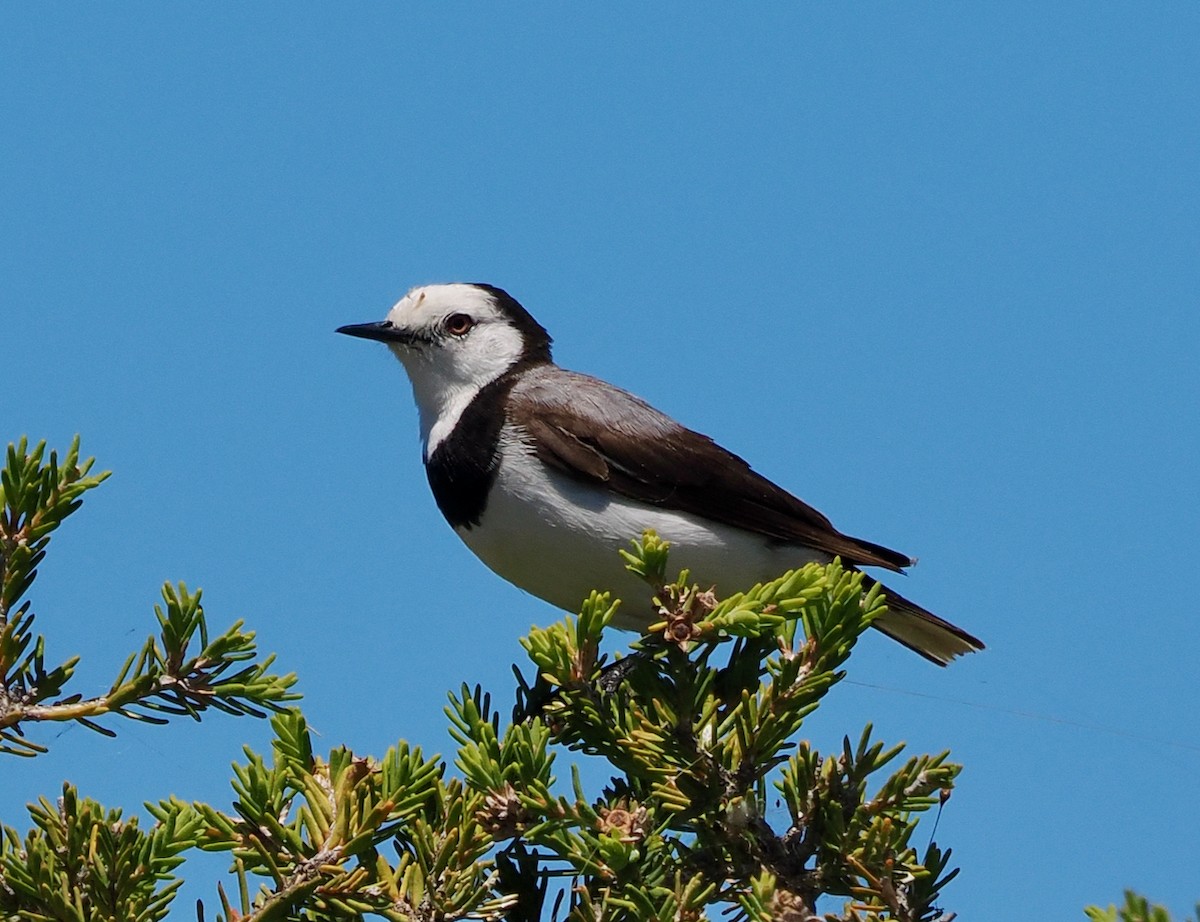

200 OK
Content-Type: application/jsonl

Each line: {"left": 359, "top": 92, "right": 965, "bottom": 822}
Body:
{"left": 4, "top": 4, "right": 1198, "bottom": 918}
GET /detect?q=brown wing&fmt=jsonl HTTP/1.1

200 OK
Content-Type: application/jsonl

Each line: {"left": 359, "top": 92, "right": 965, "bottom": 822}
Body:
{"left": 508, "top": 367, "right": 913, "bottom": 571}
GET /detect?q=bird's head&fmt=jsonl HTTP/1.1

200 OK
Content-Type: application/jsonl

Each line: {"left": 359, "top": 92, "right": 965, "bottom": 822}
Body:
{"left": 338, "top": 283, "right": 553, "bottom": 451}
{"left": 339, "top": 283, "right": 551, "bottom": 384}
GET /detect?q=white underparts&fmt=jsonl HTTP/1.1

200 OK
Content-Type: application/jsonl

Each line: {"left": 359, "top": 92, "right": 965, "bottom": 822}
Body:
{"left": 455, "top": 431, "right": 828, "bottom": 628}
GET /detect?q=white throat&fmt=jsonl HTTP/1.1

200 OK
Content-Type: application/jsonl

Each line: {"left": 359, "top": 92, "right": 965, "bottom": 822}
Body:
{"left": 377, "top": 283, "right": 532, "bottom": 458}
{"left": 397, "top": 349, "right": 491, "bottom": 458}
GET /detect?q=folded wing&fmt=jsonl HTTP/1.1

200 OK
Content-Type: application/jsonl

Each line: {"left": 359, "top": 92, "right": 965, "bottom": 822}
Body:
{"left": 508, "top": 368, "right": 912, "bottom": 570}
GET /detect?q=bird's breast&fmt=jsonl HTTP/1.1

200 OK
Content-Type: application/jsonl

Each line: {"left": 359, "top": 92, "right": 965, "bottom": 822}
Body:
{"left": 453, "top": 432, "right": 826, "bottom": 626}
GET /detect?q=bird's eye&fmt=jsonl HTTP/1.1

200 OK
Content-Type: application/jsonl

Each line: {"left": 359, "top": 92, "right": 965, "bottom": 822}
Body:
{"left": 445, "top": 313, "right": 475, "bottom": 336}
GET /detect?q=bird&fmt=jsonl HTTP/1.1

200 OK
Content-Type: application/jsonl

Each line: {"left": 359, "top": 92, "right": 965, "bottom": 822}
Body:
{"left": 337, "top": 283, "right": 983, "bottom": 665}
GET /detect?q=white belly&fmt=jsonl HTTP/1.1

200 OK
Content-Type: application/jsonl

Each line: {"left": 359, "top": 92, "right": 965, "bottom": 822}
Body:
{"left": 455, "top": 440, "right": 826, "bottom": 630}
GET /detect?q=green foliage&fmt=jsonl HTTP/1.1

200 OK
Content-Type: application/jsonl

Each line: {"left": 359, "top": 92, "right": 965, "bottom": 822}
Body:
{"left": 0, "top": 436, "right": 110, "bottom": 619}
{"left": 0, "top": 438, "right": 974, "bottom": 921}
{"left": 103, "top": 581, "right": 298, "bottom": 723}
{"left": 450, "top": 533, "right": 962, "bottom": 921}
{"left": 157, "top": 539, "right": 960, "bottom": 921}
{"left": 0, "top": 437, "right": 298, "bottom": 756}
{"left": 184, "top": 709, "right": 515, "bottom": 921}
{"left": 1087, "top": 892, "right": 1200, "bottom": 922}
{"left": 0, "top": 785, "right": 203, "bottom": 922}
{"left": 0, "top": 436, "right": 110, "bottom": 752}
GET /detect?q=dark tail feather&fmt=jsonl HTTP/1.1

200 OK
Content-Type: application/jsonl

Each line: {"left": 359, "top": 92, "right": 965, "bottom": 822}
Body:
{"left": 861, "top": 575, "right": 984, "bottom": 667}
